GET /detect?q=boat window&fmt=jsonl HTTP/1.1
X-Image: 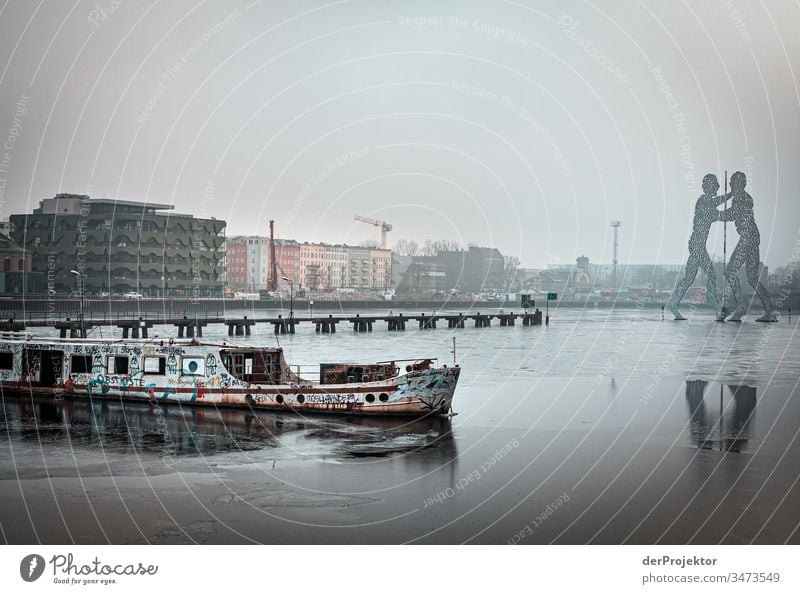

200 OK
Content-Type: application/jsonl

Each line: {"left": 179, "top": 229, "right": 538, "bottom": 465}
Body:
{"left": 106, "top": 355, "right": 129, "bottom": 375}
{"left": 181, "top": 356, "right": 205, "bottom": 376}
{"left": 221, "top": 349, "right": 282, "bottom": 384}
{"left": 223, "top": 353, "right": 245, "bottom": 378}
{"left": 70, "top": 354, "right": 93, "bottom": 374}
{"left": 143, "top": 356, "right": 166, "bottom": 374}
{"left": 0, "top": 351, "right": 12, "bottom": 370}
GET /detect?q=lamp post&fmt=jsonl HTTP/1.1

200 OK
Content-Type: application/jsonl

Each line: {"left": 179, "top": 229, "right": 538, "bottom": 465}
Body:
{"left": 281, "top": 276, "right": 294, "bottom": 321}
{"left": 70, "top": 269, "right": 84, "bottom": 337}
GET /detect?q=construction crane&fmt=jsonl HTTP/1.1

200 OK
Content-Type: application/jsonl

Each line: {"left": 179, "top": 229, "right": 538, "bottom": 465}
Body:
{"left": 267, "top": 219, "right": 278, "bottom": 292}
{"left": 354, "top": 215, "right": 392, "bottom": 249}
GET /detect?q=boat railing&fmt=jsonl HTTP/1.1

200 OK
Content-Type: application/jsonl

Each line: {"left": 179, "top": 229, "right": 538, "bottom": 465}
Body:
{"left": 278, "top": 365, "right": 401, "bottom": 385}
{"left": 281, "top": 365, "right": 322, "bottom": 384}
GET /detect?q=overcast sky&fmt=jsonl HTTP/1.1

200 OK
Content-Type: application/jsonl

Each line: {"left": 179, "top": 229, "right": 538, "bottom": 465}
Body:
{"left": 0, "top": 0, "right": 798, "bottom": 268}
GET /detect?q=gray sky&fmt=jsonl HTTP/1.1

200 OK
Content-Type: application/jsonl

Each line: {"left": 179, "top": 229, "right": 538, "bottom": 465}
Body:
{"left": 0, "top": 0, "right": 798, "bottom": 268}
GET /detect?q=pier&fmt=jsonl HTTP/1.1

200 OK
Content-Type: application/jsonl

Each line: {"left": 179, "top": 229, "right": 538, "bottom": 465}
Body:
{"left": 4, "top": 310, "right": 543, "bottom": 339}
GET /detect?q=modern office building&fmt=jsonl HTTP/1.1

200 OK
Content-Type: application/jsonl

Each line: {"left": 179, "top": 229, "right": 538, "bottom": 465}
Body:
{"left": 9, "top": 193, "right": 226, "bottom": 297}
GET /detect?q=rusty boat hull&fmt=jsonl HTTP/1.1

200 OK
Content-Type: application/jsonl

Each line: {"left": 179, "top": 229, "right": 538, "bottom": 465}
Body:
{"left": 0, "top": 337, "right": 460, "bottom": 417}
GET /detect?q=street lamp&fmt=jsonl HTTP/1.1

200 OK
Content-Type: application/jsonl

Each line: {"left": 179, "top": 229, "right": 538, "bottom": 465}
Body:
{"left": 70, "top": 269, "right": 85, "bottom": 336}
{"left": 281, "top": 276, "right": 294, "bottom": 321}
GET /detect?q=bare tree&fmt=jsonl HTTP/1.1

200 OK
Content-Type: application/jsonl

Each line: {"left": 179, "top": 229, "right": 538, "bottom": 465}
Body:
{"left": 360, "top": 239, "right": 380, "bottom": 249}
{"left": 394, "top": 239, "right": 420, "bottom": 256}
{"left": 418, "top": 239, "right": 463, "bottom": 257}
{"left": 503, "top": 255, "right": 520, "bottom": 292}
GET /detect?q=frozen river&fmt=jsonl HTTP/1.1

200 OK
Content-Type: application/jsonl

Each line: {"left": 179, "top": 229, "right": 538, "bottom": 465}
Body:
{"left": 2, "top": 307, "right": 799, "bottom": 544}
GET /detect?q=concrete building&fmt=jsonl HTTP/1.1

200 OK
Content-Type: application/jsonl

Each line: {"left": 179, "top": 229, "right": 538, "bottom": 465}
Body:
{"left": 575, "top": 255, "right": 592, "bottom": 291}
{"left": 346, "top": 246, "right": 372, "bottom": 290}
{"left": 10, "top": 193, "right": 226, "bottom": 297}
{"left": 274, "top": 239, "right": 300, "bottom": 286}
{"left": 369, "top": 248, "right": 392, "bottom": 290}
{"left": 224, "top": 234, "right": 392, "bottom": 294}
{"left": 322, "top": 244, "right": 350, "bottom": 289}
{"left": 0, "top": 232, "right": 42, "bottom": 294}
{"left": 394, "top": 246, "right": 504, "bottom": 296}
{"left": 300, "top": 242, "right": 325, "bottom": 291}
{"left": 395, "top": 257, "right": 448, "bottom": 295}
{"left": 224, "top": 240, "right": 248, "bottom": 290}
{"left": 433, "top": 246, "right": 504, "bottom": 294}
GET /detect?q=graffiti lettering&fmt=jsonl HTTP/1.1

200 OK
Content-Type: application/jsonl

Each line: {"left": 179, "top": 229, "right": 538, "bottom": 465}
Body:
{"left": 304, "top": 394, "right": 359, "bottom": 404}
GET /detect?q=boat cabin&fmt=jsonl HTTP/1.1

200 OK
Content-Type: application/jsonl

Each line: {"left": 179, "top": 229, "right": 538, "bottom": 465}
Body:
{"left": 220, "top": 347, "right": 289, "bottom": 384}
{"left": 319, "top": 362, "right": 399, "bottom": 385}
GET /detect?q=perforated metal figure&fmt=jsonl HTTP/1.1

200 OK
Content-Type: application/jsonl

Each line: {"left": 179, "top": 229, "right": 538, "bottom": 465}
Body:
{"left": 719, "top": 171, "right": 776, "bottom": 322}
{"left": 668, "top": 174, "right": 727, "bottom": 320}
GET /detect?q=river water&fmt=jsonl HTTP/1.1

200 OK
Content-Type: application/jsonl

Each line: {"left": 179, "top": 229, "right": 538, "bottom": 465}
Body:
{"left": 1, "top": 306, "right": 799, "bottom": 544}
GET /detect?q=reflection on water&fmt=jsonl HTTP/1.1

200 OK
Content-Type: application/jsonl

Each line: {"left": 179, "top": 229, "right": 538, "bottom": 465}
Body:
{"left": 0, "top": 395, "right": 456, "bottom": 461}
{"left": 685, "top": 380, "right": 757, "bottom": 453}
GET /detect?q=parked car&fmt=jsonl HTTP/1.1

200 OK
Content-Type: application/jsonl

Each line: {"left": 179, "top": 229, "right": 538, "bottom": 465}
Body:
{"left": 122, "top": 291, "right": 143, "bottom": 299}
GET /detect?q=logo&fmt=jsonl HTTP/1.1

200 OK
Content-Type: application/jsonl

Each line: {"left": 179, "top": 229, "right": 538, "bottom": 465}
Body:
{"left": 20, "top": 554, "right": 46, "bottom": 582}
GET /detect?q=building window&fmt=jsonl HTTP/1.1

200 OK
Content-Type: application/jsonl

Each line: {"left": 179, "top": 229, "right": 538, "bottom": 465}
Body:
{"left": 3, "top": 258, "right": 9, "bottom": 272}
{"left": 0, "top": 351, "right": 13, "bottom": 370}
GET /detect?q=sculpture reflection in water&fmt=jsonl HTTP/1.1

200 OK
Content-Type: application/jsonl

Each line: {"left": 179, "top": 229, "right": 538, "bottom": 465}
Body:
{"left": 0, "top": 395, "right": 456, "bottom": 462}
{"left": 685, "top": 379, "right": 757, "bottom": 452}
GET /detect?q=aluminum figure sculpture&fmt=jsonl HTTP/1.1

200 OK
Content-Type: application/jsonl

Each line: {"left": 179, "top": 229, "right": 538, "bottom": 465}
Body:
{"left": 669, "top": 171, "right": 776, "bottom": 322}
{"left": 719, "top": 171, "right": 776, "bottom": 322}
{"left": 668, "top": 174, "right": 727, "bottom": 320}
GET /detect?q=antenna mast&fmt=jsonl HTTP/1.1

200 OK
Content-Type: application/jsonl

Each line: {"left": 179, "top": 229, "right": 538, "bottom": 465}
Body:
{"left": 610, "top": 221, "right": 621, "bottom": 287}
{"left": 722, "top": 171, "right": 728, "bottom": 313}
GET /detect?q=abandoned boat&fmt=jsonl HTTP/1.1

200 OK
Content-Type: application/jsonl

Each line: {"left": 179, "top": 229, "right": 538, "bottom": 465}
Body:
{"left": 0, "top": 336, "right": 460, "bottom": 416}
